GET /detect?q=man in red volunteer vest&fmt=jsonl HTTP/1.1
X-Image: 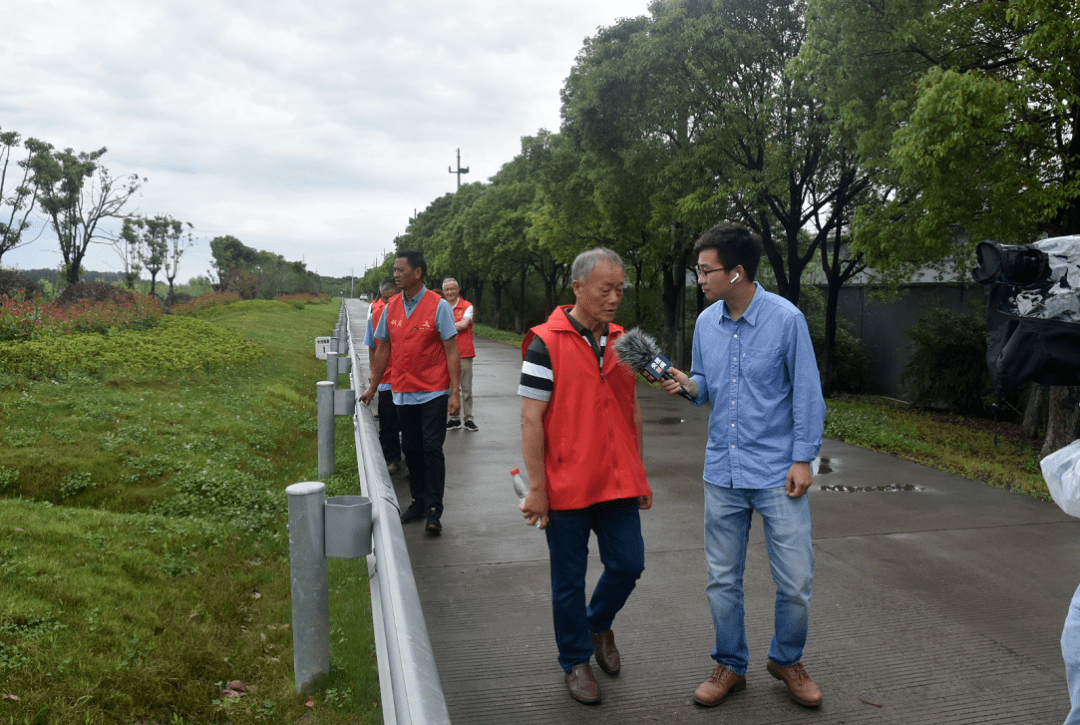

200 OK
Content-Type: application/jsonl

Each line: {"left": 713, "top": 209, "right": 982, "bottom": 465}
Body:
{"left": 517, "top": 247, "right": 653, "bottom": 705}
{"left": 361, "top": 250, "right": 461, "bottom": 535}
{"left": 364, "top": 279, "right": 401, "bottom": 473}
{"left": 441, "top": 277, "right": 478, "bottom": 432}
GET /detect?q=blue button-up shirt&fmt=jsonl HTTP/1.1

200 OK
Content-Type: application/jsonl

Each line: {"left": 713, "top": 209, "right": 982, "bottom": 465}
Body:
{"left": 688, "top": 283, "right": 826, "bottom": 489}
{"left": 373, "top": 286, "right": 457, "bottom": 405}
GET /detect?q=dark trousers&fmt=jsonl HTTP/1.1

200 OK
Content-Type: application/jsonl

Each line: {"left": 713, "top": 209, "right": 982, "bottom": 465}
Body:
{"left": 397, "top": 394, "right": 449, "bottom": 516}
{"left": 377, "top": 389, "right": 401, "bottom": 463}
{"left": 545, "top": 498, "right": 645, "bottom": 672}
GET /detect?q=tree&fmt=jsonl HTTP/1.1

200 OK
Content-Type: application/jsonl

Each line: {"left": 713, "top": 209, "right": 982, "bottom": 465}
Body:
{"left": 209, "top": 234, "right": 259, "bottom": 283}
{"left": 801, "top": 0, "right": 1080, "bottom": 449}
{"left": 208, "top": 234, "right": 320, "bottom": 298}
{"left": 0, "top": 128, "right": 40, "bottom": 265}
{"left": 801, "top": 0, "right": 1080, "bottom": 264}
{"left": 27, "top": 142, "right": 144, "bottom": 285}
{"left": 161, "top": 218, "right": 196, "bottom": 297}
{"left": 561, "top": 9, "right": 709, "bottom": 363}
{"left": 431, "top": 182, "right": 491, "bottom": 316}
{"left": 123, "top": 215, "right": 194, "bottom": 297}
{"left": 116, "top": 218, "right": 144, "bottom": 289}
{"left": 562, "top": 0, "right": 870, "bottom": 373}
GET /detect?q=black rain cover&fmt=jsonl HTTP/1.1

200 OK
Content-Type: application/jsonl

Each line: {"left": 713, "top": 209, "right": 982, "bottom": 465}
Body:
{"left": 974, "top": 235, "right": 1080, "bottom": 398}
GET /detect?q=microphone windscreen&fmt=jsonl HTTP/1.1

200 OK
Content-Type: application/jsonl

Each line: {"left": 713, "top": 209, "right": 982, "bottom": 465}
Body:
{"left": 613, "top": 327, "right": 661, "bottom": 373}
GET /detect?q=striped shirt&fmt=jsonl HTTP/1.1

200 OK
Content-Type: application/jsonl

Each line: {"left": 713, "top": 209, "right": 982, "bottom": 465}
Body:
{"left": 518, "top": 308, "right": 608, "bottom": 402}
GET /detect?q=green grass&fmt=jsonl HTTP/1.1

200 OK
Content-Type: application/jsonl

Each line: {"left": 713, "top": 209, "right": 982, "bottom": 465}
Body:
{"left": 0, "top": 298, "right": 380, "bottom": 724}
{"left": 824, "top": 395, "right": 1047, "bottom": 499}
{"left": 472, "top": 323, "right": 523, "bottom": 347}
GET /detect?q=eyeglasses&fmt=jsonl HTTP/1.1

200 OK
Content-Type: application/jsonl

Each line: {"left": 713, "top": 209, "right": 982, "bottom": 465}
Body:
{"left": 695, "top": 265, "right": 727, "bottom": 278}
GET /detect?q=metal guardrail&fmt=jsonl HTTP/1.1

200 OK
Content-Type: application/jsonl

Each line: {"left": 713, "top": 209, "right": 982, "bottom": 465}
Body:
{"left": 342, "top": 301, "right": 452, "bottom": 725}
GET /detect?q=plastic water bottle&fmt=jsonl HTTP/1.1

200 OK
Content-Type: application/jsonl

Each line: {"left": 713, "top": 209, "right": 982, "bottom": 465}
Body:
{"left": 511, "top": 468, "right": 539, "bottom": 527}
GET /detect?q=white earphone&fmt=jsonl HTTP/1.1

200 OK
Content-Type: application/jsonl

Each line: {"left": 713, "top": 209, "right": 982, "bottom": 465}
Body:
{"left": 730, "top": 272, "right": 741, "bottom": 283}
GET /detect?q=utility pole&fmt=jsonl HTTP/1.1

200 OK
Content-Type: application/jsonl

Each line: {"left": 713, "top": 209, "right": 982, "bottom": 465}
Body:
{"left": 448, "top": 148, "right": 469, "bottom": 190}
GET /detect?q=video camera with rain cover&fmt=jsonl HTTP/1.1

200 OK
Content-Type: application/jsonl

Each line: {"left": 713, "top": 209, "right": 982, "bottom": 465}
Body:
{"left": 972, "top": 235, "right": 1080, "bottom": 400}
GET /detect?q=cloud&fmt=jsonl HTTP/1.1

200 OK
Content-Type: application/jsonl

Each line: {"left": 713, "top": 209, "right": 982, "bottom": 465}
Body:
{"left": 1, "top": 0, "right": 647, "bottom": 282}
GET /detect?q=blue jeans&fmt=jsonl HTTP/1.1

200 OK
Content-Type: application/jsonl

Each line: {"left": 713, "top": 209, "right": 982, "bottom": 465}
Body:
{"left": 546, "top": 498, "right": 645, "bottom": 673}
{"left": 704, "top": 483, "right": 814, "bottom": 675}
{"left": 1062, "top": 581, "right": 1080, "bottom": 724}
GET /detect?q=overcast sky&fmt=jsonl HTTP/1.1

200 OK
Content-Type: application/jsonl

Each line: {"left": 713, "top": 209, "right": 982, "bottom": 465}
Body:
{"left": 1, "top": 0, "right": 648, "bottom": 284}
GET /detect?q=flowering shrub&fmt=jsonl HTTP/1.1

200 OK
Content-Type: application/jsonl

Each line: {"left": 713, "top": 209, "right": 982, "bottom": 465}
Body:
{"left": 0, "top": 293, "right": 164, "bottom": 342}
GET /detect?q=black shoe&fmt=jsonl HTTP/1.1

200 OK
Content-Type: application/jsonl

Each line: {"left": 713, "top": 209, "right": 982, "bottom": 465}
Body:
{"left": 463, "top": 420, "right": 479, "bottom": 432}
{"left": 400, "top": 501, "right": 424, "bottom": 524}
{"left": 425, "top": 508, "right": 442, "bottom": 535}
{"left": 445, "top": 419, "right": 462, "bottom": 431}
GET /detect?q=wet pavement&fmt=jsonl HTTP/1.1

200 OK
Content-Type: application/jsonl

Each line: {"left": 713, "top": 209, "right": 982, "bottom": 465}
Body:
{"left": 348, "top": 303, "right": 1080, "bottom": 723}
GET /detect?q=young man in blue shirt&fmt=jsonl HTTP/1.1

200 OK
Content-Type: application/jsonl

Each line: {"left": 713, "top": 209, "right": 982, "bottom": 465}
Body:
{"left": 661, "top": 222, "right": 827, "bottom": 709}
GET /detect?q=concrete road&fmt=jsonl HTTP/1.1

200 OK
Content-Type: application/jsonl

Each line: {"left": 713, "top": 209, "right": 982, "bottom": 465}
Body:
{"left": 373, "top": 330, "right": 1080, "bottom": 724}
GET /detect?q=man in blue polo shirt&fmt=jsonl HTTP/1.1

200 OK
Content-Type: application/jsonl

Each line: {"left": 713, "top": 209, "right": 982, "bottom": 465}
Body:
{"left": 360, "top": 250, "right": 460, "bottom": 535}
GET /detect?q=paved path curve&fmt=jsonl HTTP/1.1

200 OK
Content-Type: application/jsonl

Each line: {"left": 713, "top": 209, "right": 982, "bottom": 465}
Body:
{"left": 370, "top": 327, "right": 1079, "bottom": 724}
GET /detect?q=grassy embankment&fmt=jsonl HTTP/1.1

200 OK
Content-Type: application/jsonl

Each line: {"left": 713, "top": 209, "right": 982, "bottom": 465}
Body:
{"left": 474, "top": 323, "right": 1048, "bottom": 499}
{"left": 0, "top": 296, "right": 379, "bottom": 724}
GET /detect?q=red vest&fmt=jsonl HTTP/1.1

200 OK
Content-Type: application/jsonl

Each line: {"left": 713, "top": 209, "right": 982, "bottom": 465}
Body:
{"left": 385, "top": 289, "right": 450, "bottom": 393}
{"left": 370, "top": 297, "right": 394, "bottom": 387}
{"left": 451, "top": 297, "right": 475, "bottom": 358}
{"left": 521, "top": 306, "right": 650, "bottom": 510}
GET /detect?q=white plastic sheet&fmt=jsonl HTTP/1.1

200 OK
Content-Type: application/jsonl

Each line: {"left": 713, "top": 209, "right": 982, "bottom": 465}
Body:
{"left": 1040, "top": 438, "right": 1080, "bottom": 518}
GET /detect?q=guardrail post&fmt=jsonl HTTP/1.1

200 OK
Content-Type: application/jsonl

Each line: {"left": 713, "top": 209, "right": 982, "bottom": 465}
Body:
{"left": 327, "top": 351, "right": 339, "bottom": 386}
{"left": 286, "top": 481, "right": 372, "bottom": 694}
{"left": 317, "top": 381, "right": 335, "bottom": 478}
{"left": 286, "top": 481, "right": 330, "bottom": 693}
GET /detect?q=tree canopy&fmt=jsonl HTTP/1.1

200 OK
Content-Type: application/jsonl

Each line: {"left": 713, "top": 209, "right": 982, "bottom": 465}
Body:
{"left": 26, "top": 142, "right": 144, "bottom": 285}
{"left": 800, "top": 0, "right": 1080, "bottom": 271}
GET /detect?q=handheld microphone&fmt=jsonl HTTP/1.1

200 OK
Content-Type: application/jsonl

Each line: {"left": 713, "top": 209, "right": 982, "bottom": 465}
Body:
{"left": 613, "top": 328, "right": 695, "bottom": 401}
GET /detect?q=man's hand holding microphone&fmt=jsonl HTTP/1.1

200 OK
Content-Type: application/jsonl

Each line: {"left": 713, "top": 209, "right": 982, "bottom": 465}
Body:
{"left": 660, "top": 367, "right": 698, "bottom": 400}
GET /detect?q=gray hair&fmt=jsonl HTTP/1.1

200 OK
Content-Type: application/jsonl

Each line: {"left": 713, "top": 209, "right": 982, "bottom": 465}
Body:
{"left": 441, "top": 277, "right": 459, "bottom": 288}
{"left": 379, "top": 279, "right": 396, "bottom": 292}
{"left": 571, "top": 247, "right": 625, "bottom": 283}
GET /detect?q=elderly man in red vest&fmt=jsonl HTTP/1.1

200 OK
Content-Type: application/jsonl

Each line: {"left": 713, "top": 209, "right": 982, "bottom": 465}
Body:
{"left": 517, "top": 247, "right": 653, "bottom": 705}
{"left": 441, "top": 277, "right": 478, "bottom": 432}
{"left": 361, "top": 250, "right": 461, "bottom": 535}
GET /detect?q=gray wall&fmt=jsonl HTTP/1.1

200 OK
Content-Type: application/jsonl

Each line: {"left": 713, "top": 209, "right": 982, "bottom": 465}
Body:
{"left": 825, "top": 283, "right": 984, "bottom": 398}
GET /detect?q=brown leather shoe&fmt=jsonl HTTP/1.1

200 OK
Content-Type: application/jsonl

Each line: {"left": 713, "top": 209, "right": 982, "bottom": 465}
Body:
{"left": 694, "top": 663, "right": 746, "bottom": 706}
{"left": 565, "top": 663, "right": 601, "bottom": 704}
{"left": 766, "top": 660, "right": 822, "bottom": 707}
{"left": 590, "top": 630, "right": 620, "bottom": 675}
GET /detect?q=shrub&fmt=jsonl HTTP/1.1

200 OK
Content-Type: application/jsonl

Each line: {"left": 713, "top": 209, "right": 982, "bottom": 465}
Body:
{"left": 0, "top": 270, "right": 43, "bottom": 299}
{"left": 54, "top": 281, "right": 135, "bottom": 308}
{"left": 902, "top": 308, "right": 993, "bottom": 414}
{"left": 219, "top": 270, "right": 261, "bottom": 300}
{"left": 170, "top": 292, "right": 240, "bottom": 316}
{"left": 0, "top": 316, "right": 264, "bottom": 379}
{"left": 799, "top": 286, "right": 870, "bottom": 394}
{"left": 162, "top": 291, "right": 194, "bottom": 310}
{"left": 0, "top": 292, "right": 164, "bottom": 342}
{"left": 276, "top": 292, "right": 331, "bottom": 307}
